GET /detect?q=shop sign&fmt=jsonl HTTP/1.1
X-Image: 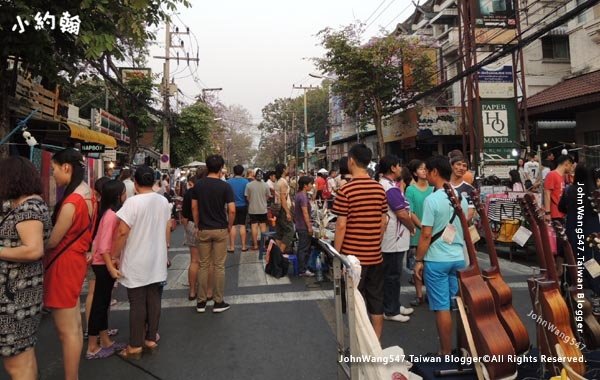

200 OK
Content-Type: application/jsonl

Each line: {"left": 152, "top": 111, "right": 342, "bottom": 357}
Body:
{"left": 480, "top": 98, "right": 518, "bottom": 164}
{"left": 81, "top": 143, "right": 105, "bottom": 154}
{"left": 478, "top": 65, "right": 514, "bottom": 98}
{"left": 102, "top": 149, "right": 117, "bottom": 161}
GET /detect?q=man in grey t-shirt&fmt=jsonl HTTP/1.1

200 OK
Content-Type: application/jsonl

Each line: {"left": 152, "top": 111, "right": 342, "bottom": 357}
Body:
{"left": 245, "top": 170, "right": 271, "bottom": 250}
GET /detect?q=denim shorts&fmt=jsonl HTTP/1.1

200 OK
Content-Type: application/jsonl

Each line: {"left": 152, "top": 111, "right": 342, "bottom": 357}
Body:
{"left": 424, "top": 260, "right": 466, "bottom": 311}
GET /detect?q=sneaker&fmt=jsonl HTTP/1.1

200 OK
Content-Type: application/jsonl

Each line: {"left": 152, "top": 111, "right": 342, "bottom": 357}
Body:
{"left": 400, "top": 306, "right": 414, "bottom": 316}
{"left": 196, "top": 301, "right": 207, "bottom": 313}
{"left": 213, "top": 302, "right": 231, "bottom": 313}
{"left": 383, "top": 313, "right": 410, "bottom": 322}
{"left": 300, "top": 270, "right": 315, "bottom": 277}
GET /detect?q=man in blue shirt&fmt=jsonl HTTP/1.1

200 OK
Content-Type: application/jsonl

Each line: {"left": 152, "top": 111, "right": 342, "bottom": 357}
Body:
{"left": 227, "top": 165, "right": 249, "bottom": 252}
{"left": 414, "top": 156, "right": 467, "bottom": 356}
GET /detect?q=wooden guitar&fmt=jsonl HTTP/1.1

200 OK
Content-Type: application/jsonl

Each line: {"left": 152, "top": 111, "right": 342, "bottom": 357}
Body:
{"left": 519, "top": 196, "right": 552, "bottom": 366}
{"left": 526, "top": 193, "right": 586, "bottom": 376}
{"left": 471, "top": 190, "right": 530, "bottom": 355}
{"left": 553, "top": 221, "right": 600, "bottom": 349}
{"left": 443, "top": 183, "right": 516, "bottom": 380}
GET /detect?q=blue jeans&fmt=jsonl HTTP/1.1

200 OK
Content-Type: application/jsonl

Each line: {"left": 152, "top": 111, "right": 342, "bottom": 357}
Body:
{"left": 296, "top": 230, "right": 311, "bottom": 273}
{"left": 382, "top": 251, "right": 406, "bottom": 316}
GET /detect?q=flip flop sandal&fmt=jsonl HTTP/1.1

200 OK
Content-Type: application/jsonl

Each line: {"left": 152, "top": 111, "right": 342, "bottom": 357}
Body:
{"left": 118, "top": 348, "right": 142, "bottom": 360}
{"left": 86, "top": 347, "right": 115, "bottom": 360}
{"left": 241, "top": 248, "right": 249, "bottom": 252}
{"left": 107, "top": 328, "right": 119, "bottom": 336}
{"left": 107, "top": 342, "right": 127, "bottom": 351}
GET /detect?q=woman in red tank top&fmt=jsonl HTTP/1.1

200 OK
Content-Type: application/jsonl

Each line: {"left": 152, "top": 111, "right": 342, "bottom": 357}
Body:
{"left": 45, "top": 148, "right": 96, "bottom": 380}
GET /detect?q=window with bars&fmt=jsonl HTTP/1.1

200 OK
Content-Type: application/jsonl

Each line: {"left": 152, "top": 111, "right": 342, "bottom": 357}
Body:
{"left": 541, "top": 35, "right": 570, "bottom": 60}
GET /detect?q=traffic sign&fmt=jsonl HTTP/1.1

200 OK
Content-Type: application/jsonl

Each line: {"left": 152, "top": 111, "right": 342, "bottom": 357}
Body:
{"left": 160, "top": 154, "right": 170, "bottom": 169}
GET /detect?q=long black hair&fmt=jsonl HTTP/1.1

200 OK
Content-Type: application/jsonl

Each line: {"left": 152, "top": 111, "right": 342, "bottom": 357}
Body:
{"left": 52, "top": 148, "right": 86, "bottom": 224}
{"left": 95, "top": 180, "right": 125, "bottom": 237}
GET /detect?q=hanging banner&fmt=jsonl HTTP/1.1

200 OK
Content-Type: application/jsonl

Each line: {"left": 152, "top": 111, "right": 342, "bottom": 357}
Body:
{"left": 481, "top": 98, "right": 518, "bottom": 163}
{"left": 478, "top": 65, "right": 514, "bottom": 98}
{"left": 474, "top": 0, "right": 516, "bottom": 28}
{"left": 299, "top": 132, "right": 316, "bottom": 153}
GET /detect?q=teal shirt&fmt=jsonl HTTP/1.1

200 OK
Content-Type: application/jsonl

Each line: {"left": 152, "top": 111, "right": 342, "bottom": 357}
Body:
{"left": 421, "top": 188, "right": 469, "bottom": 262}
{"left": 405, "top": 184, "right": 434, "bottom": 246}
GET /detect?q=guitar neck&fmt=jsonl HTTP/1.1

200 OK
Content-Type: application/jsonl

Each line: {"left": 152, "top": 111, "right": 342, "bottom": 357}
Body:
{"left": 472, "top": 191, "right": 500, "bottom": 268}
{"left": 555, "top": 224, "right": 579, "bottom": 284}
{"left": 443, "top": 183, "right": 479, "bottom": 271}
{"left": 520, "top": 196, "right": 548, "bottom": 273}
{"left": 535, "top": 209, "right": 559, "bottom": 283}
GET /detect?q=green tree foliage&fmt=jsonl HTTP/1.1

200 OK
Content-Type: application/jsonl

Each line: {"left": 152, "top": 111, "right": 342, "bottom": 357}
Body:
{"left": 315, "top": 23, "right": 435, "bottom": 156}
{"left": 258, "top": 84, "right": 329, "bottom": 168}
{"left": 158, "top": 102, "right": 215, "bottom": 168}
{"left": 0, "top": 0, "right": 189, "bottom": 157}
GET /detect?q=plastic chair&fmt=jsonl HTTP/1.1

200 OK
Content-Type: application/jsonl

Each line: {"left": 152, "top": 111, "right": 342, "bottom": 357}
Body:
{"left": 285, "top": 254, "right": 299, "bottom": 276}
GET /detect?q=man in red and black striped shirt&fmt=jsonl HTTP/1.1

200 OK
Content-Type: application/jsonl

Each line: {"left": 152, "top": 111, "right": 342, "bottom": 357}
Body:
{"left": 332, "top": 144, "right": 388, "bottom": 339}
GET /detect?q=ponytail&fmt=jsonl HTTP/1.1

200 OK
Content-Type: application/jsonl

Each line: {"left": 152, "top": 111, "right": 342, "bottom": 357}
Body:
{"left": 52, "top": 148, "right": 85, "bottom": 224}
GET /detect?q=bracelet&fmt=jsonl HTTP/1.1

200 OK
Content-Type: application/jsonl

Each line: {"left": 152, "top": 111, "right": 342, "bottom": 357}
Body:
{"left": 415, "top": 259, "right": 424, "bottom": 263}
{"left": 545, "top": 211, "right": 551, "bottom": 215}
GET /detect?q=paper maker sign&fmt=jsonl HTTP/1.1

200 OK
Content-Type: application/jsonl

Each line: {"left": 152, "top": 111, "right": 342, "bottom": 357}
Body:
{"left": 482, "top": 106, "right": 508, "bottom": 137}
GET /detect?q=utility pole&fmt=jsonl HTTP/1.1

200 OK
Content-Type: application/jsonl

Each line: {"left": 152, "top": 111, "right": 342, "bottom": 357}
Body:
{"left": 292, "top": 111, "right": 296, "bottom": 166}
{"left": 292, "top": 85, "right": 315, "bottom": 170}
{"left": 153, "top": 21, "right": 199, "bottom": 169}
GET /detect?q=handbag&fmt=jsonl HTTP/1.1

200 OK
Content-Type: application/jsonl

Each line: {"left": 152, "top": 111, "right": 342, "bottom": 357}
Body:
{"left": 45, "top": 223, "right": 91, "bottom": 270}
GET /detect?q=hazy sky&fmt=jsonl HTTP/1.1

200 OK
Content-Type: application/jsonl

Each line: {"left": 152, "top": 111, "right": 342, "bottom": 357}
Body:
{"left": 147, "top": 0, "right": 415, "bottom": 124}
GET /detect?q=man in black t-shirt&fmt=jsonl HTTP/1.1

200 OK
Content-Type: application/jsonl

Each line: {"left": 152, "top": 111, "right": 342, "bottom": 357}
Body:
{"left": 191, "top": 155, "right": 235, "bottom": 314}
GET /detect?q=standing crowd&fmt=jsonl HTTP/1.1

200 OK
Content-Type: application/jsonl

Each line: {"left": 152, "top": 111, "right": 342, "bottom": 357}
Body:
{"left": 0, "top": 143, "right": 598, "bottom": 378}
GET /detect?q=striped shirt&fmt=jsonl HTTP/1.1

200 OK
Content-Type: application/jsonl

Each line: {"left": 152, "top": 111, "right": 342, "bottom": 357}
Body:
{"left": 332, "top": 177, "right": 387, "bottom": 265}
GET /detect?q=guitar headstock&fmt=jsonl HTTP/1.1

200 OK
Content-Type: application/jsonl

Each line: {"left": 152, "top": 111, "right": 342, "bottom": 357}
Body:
{"left": 552, "top": 221, "right": 568, "bottom": 242}
{"left": 589, "top": 189, "right": 600, "bottom": 213}
{"left": 588, "top": 233, "right": 600, "bottom": 249}
{"left": 442, "top": 182, "right": 461, "bottom": 210}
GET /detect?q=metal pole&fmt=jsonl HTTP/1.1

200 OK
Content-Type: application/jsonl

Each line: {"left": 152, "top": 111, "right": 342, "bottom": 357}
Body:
{"left": 162, "top": 21, "right": 171, "bottom": 167}
{"left": 303, "top": 88, "right": 308, "bottom": 170}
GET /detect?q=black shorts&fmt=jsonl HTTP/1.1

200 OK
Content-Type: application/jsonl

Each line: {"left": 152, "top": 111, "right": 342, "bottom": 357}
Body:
{"left": 234, "top": 207, "right": 248, "bottom": 225}
{"left": 357, "top": 263, "right": 384, "bottom": 315}
{"left": 249, "top": 213, "right": 268, "bottom": 224}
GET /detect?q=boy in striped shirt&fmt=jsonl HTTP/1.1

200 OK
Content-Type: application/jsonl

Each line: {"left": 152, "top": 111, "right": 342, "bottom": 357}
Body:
{"left": 332, "top": 144, "right": 388, "bottom": 339}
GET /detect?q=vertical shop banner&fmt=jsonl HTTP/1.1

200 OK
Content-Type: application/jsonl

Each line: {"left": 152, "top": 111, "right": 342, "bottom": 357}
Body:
{"left": 481, "top": 99, "right": 518, "bottom": 163}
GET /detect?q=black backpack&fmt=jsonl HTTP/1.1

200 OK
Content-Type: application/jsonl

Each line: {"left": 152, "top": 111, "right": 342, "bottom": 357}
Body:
{"left": 265, "top": 239, "right": 289, "bottom": 278}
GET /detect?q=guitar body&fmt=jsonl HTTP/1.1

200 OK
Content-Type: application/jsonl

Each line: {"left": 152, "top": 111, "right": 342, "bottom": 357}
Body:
{"left": 459, "top": 268, "right": 517, "bottom": 379}
{"left": 482, "top": 266, "right": 530, "bottom": 355}
{"left": 473, "top": 190, "right": 530, "bottom": 355}
{"left": 443, "top": 184, "right": 516, "bottom": 379}
{"left": 537, "top": 284, "right": 586, "bottom": 376}
{"left": 567, "top": 286, "right": 600, "bottom": 348}
{"left": 527, "top": 277, "right": 552, "bottom": 360}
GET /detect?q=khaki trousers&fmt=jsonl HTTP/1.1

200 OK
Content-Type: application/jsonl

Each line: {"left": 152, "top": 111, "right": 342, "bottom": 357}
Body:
{"left": 197, "top": 229, "right": 228, "bottom": 303}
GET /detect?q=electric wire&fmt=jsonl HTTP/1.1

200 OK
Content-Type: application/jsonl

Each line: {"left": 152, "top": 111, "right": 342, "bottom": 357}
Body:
{"left": 365, "top": 0, "right": 399, "bottom": 31}
{"left": 364, "top": 0, "right": 390, "bottom": 25}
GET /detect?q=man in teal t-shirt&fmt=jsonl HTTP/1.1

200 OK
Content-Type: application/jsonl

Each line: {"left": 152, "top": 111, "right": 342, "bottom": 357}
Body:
{"left": 414, "top": 156, "right": 467, "bottom": 356}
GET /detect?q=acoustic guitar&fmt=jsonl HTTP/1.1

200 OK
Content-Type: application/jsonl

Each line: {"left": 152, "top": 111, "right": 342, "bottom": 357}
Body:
{"left": 443, "top": 183, "right": 517, "bottom": 380}
{"left": 471, "top": 190, "right": 530, "bottom": 355}
{"left": 526, "top": 193, "right": 586, "bottom": 376}
{"left": 519, "top": 197, "right": 552, "bottom": 367}
{"left": 553, "top": 221, "right": 600, "bottom": 349}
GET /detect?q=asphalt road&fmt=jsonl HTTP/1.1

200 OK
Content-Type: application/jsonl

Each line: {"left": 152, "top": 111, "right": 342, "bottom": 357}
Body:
{"left": 3, "top": 226, "right": 598, "bottom": 380}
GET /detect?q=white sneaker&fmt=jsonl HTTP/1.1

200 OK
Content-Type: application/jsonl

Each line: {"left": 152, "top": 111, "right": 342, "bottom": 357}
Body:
{"left": 384, "top": 313, "right": 410, "bottom": 322}
{"left": 400, "top": 306, "right": 414, "bottom": 316}
{"left": 300, "top": 270, "right": 315, "bottom": 277}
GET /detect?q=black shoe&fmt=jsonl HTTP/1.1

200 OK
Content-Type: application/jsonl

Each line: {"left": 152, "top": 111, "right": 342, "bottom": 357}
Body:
{"left": 196, "top": 301, "right": 207, "bottom": 313}
{"left": 213, "top": 302, "right": 230, "bottom": 313}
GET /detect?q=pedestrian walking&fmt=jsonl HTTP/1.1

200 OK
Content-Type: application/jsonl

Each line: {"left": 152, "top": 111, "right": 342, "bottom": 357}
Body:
{"left": 245, "top": 169, "right": 271, "bottom": 250}
{"left": 405, "top": 159, "right": 433, "bottom": 307}
{"left": 45, "top": 148, "right": 97, "bottom": 380}
{"left": 119, "top": 168, "right": 135, "bottom": 199}
{"left": 332, "top": 144, "right": 388, "bottom": 339}
{"left": 273, "top": 164, "right": 294, "bottom": 253}
{"left": 86, "top": 180, "right": 127, "bottom": 359}
{"left": 294, "top": 176, "right": 315, "bottom": 277}
{"left": 192, "top": 155, "right": 235, "bottom": 314}
{"left": 0, "top": 156, "right": 51, "bottom": 380}
{"left": 227, "top": 165, "right": 249, "bottom": 252}
{"left": 109, "top": 165, "right": 172, "bottom": 359}
{"left": 414, "top": 156, "right": 468, "bottom": 356}
{"left": 377, "top": 155, "right": 415, "bottom": 323}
